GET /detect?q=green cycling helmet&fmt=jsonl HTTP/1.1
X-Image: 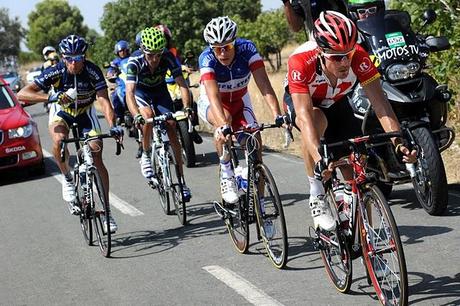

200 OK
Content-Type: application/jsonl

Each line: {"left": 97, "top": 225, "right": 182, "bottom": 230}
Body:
{"left": 141, "top": 27, "right": 166, "bottom": 53}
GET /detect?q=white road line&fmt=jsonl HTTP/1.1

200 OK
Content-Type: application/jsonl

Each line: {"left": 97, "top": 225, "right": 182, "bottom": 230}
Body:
{"left": 203, "top": 265, "right": 285, "bottom": 306}
{"left": 43, "top": 149, "right": 144, "bottom": 216}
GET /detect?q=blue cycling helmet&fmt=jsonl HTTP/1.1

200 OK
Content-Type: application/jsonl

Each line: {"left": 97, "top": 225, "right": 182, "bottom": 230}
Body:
{"left": 114, "top": 40, "right": 130, "bottom": 55}
{"left": 59, "top": 34, "right": 88, "bottom": 56}
{"left": 135, "top": 31, "right": 142, "bottom": 47}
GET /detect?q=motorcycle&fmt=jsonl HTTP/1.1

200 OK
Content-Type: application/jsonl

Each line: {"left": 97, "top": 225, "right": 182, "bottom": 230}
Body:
{"left": 166, "top": 56, "right": 201, "bottom": 168}
{"left": 349, "top": 9, "right": 455, "bottom": 215}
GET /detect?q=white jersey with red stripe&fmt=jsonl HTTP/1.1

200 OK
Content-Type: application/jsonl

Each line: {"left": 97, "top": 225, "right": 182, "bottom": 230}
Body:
{"left": 287, "top": 41, "right": 380, "bottom": 108}
{"left": 198, "top": 38, "right": 265, "bottom": 104}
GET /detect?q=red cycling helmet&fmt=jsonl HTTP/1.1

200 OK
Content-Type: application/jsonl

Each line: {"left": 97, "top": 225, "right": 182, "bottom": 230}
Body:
{"left": 155, "top": 24, "right": 172, "bottom": 40}
{"left": 313, "top": 11, "right": 357, "bottom": 52}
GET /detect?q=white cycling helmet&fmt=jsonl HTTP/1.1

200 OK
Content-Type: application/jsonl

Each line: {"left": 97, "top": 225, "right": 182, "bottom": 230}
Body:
{"left": 203, "top": 16, "right": 237, "bottom": 45}
{"left": 42, "top": 46, "right": 56, "bottom": 59}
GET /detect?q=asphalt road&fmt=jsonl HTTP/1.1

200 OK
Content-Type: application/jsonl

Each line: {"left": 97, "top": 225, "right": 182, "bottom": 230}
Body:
{"left": 1, "top": 104, "right": 459, "bottom": 305}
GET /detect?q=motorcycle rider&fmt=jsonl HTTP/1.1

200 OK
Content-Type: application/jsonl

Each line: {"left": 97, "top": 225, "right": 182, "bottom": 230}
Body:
{"left": 347, "top": 0, "right": 387, "bottom": 21}
{"left": 285, "top": 11, "right": 416, "bottom": 231}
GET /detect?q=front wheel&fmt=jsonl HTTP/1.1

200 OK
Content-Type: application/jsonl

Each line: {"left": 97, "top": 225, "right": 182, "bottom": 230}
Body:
{"left": 254, "top": 163, "right": 288, "bottom": 269}
{"left": 90, "top": 170, "right": 111, "bottom": 258}
{"left": 153, "top": 147, "right": 171, "bottom": 215}
{"left": 75, "top": 168, "right": 92, "bottom": 245}
{"left": 167, "top": 146, "right": 186, "bottom": 225}
{"left": 411, "top": 126, "right": 448, "bottom": 215}
{"left": 177, "top": 120, "right": 196, "bottom": 168}
{"left": 360, "top": 185, "right": 408, "bottom": 306}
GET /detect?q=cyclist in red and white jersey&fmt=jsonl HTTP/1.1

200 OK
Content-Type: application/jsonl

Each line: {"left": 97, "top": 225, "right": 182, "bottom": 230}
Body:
{"left": 285, "top": 11, "right": 416, "bottom": 231}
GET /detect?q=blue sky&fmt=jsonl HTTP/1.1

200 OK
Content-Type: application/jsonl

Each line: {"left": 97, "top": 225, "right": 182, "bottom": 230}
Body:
{"left": 0, "top": 0, "right": 282, "bottom": 33}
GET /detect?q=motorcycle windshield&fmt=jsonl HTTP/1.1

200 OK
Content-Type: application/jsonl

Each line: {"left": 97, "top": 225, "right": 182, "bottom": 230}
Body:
{"left": 357, "top": 11, "right": 420, "bottom": 70}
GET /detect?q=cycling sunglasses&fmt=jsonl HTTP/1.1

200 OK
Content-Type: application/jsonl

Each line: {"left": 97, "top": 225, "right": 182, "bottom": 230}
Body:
{"left": 357, "top": 6, "right": 377, "bottom": 16}
{"left": 142, "top": 47, "right": 164, "bottom": 57}
{"left": 210, "top": 40, "right": 235, "bottom": 54}
{"left": 322, "top": 48, "right": 356, "bottom": 62}
{"left": 63, "top": 54, "right": 85, "bottom": 63}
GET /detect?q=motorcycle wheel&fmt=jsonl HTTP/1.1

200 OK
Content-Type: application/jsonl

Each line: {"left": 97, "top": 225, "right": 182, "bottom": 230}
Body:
{"left": 177, "top": 120, "right": 196, "bottom": 168}
{"left": 411, "top": 126, "right": 448, "bottom": 215}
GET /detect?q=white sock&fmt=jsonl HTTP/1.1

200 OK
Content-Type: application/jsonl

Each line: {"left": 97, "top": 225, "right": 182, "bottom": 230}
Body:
{"left": 308, "top": 176, "right": 325, "bottom": 199}
{"left": 220, "top": 160, "right": 234, "bottom": 179}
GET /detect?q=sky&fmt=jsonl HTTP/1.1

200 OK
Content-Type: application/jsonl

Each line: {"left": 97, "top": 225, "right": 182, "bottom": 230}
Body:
{"left": 0, "top": 0, "right": 282, "bottom": 34}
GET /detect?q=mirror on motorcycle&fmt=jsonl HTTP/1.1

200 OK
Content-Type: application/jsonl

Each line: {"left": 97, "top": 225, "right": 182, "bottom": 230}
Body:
{"left": 422, "top": 9, "right": 437, "bottom": 26}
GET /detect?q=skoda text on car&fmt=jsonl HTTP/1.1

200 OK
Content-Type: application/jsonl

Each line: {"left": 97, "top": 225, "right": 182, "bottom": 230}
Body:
{"left": 0, "top": 77, "right": 44, "bottom": 174}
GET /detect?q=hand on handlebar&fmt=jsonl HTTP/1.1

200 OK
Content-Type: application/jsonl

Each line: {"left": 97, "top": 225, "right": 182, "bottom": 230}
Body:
{"left": 215, "top": 124, "right": 232, "bottom": 142}
{"left": 134, "top": 113, "right": 145, "bottom": 127}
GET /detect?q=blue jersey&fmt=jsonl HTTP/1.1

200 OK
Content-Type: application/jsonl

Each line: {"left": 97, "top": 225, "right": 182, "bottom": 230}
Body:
{"left": 126, "top": 50, "right": 181, "bottom": 89}
{"left": 34, "top": 60, "right": 107, "bottom": 116}
{"left": 198, "top": 38, "right": 264, "bottom": 103}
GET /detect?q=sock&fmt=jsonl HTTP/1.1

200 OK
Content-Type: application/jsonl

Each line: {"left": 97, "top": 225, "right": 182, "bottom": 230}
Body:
{"left": 142, "top": 149, "right": 151, "bottom": 159}
{"left": 308, "top": 176, "right": 325, "bottom": 199}
{"left": 64, "top": 172, "right": 73, "bottom": 182}
{"left": 220, "top": 160, "right": 234, "bottom": 179}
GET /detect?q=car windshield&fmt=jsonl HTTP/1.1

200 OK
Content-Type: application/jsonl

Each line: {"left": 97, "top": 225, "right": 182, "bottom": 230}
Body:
{"left": 0, "top": 86, "right": 15, "bottom": 109}
{"left": 0, "top": 71, "right": 18, "bottom": 78}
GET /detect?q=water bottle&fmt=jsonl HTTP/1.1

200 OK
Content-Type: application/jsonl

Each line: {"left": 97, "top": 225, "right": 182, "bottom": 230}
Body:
{"left": 79, "top": 164, "right": 87, "bottom": 188}
{"left": 234, "top": 166, "right": 248, "bottom": 194}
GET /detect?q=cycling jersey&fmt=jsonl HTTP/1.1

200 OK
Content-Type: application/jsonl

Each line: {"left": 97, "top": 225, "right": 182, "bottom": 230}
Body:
{"left": 126, "top": 50, "right": 181, "bottom": 89}
{"left": 199, "top": 38, "right": 264, "bottom": 104}
{"left": 34, "top": 60, "right": 107, "bottom": 116}
{"left": 287, "top": 41, "right": 380, "bottom": 108}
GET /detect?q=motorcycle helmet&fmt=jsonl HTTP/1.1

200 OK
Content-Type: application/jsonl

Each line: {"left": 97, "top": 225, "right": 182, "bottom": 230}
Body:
{"left": 203, "top": 16, "right": 237, "bottom": 45}
{"left": 348, "top": 0, "right": 385, "bottom": 21}
{"left": 140, "top": 27, "right": 166, "bottom": 53}
{"left": 42, "top": 46, "right": 56, "bottom": 59}
{"left": 313, "top": 11, "right": 357, "bottom": 52}
{"left": 135, "top": 31, "right": 143, "bottom": 47}
{"left": 58, "top": 34, "right": 88, "bottom": 56}
{"left": 114, "top": 40, "right": 130, "bottom": 55}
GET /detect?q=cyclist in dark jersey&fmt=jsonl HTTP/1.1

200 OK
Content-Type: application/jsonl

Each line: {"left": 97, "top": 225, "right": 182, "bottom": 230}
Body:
{"left": 125, "top": 27, "right": 192, "bottom": 201}
{"left": 18, "top": 35, "right": 122, "bottom": 232}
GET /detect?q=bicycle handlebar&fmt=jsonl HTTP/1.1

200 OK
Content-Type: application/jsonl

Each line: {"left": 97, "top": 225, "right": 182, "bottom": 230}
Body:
{"left": 232, "top": 123, "right": 284, "bottom": 135}
{"left": 145, "top": 110, "right": 187, "bottom": 124}
{"left": 59, "top": 133, "right": 123, "bottom": 162}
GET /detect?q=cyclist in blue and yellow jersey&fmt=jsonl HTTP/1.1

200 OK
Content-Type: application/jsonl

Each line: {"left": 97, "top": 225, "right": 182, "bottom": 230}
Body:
{"left": 18, "top": 35, "right": 123, "bottom": 232}
{"left": 125, "top": 27, "right": 192, "bottom": 201}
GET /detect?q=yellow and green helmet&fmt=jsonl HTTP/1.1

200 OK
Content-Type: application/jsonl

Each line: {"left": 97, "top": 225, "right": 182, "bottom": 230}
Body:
{"left": 141, "top": 27, "right": 166, "bottom": 53}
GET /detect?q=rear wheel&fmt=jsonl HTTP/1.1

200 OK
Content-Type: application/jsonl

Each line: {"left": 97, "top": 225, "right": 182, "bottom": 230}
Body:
{"left": 411, "top": 126, "right": 448, "bottom": 215}
{"left": 360, "top": 185, "right": 408, "bottom": 306}
{"left": 177, "top": 119, "right": 196, "bottom": 168}
{"left": 254, "top": 163, "right": 288, "bottom": 269}
{"left": 153, "top": 146, "right": 171, "bottom": 215}
{"left": 167, "top": 146, "right": 186, "bottom": 225}
{"left": 319, "top": 189, "right": 353, "bottom": 293}
{"left": 91, "top": 170, "right": 111, "bottom": 258}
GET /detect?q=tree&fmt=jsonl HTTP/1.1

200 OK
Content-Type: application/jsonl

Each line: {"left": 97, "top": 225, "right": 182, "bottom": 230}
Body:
{"left": 26, "top": 0, "right": 88, "bottom": 56}
{"left": 0, "top": 8, "right": 24, "bottom": 57}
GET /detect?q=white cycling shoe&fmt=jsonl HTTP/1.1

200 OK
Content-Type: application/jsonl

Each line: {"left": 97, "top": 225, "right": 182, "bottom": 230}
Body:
{"left": 309, "top": 195, "right": 336, "bottom": 231}
{"left": 140, "top": 154, "right": 153, "bottom": 178}
{"left": 62, "top": 179, "right": 76, "bottom": 203}
{"left": 221, "top": 177, "right": 239, "bottom": 204}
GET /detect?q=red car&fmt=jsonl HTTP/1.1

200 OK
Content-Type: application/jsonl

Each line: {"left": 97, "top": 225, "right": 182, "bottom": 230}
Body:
{"left": 0, "top": 77, "right": 44, "bottom": 174}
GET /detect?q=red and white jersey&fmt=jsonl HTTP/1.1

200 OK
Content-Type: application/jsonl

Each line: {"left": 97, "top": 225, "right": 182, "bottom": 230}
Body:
{"left": 287, "top": 41, "right": 380, "bottom": 108}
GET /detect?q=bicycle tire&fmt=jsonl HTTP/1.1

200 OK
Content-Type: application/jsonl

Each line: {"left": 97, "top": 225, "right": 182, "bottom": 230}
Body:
{"left": 177, "top": 119, "right": 196, "bottom": 168}
{"left": 253, "top": 163, "right": 288, "bottom": 269}
{"left": 319, "top": 188, "right": 353, "bottom": 293}
{"left": 75, "top": 168, "right": 92, "bottom": 245}
{"left": 153, "top": 146, "right": 171, "bottom": 215}
{"left": 360, "top": 185, "right": 408, "bottom": 306}
{"left": 167, "top": 146, "right": 186, "bottom": 225}
{"left": 91, "top": 169, "right": 111, "bottom": 258}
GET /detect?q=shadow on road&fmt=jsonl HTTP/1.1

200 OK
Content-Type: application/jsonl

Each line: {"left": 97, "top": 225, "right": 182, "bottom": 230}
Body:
{"left": 280, "top": 193, "right": 308, "bottom": 208}
{"left": 408, "top": 271, "right": 460, "bottom": 305}
{"left": 0, "top": 156, "right": 58, "bottom": 186}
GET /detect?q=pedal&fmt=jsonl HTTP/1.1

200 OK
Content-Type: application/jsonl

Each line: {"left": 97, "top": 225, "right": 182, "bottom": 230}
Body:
{"left": 308, "top": 226, "right": 323, "bottom": 250}
{"left": 213, "top": 201, "right": 237, "bottom": 219}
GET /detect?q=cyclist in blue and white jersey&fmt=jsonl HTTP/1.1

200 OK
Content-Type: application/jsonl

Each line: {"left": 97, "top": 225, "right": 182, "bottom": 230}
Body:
{"left": 18, "top": 35, "right": 122, "bottom": 232}
{"left": 197, "top": 16, "right": 286, "bottom": 204}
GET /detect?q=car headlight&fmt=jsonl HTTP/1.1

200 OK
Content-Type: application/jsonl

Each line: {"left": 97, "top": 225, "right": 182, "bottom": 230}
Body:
{"left": 386, "top": 62, "right": 421, "bottom": 81}
{"left": 8, "top": 124, "right": 34, "bottom": 138}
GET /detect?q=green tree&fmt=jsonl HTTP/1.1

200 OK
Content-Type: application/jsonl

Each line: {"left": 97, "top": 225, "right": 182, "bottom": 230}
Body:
{"left": 26, "top": 0, "right": 88, "bottom": 56}
{"left": 0, "top": 8, "right": 24, "bottom": 57}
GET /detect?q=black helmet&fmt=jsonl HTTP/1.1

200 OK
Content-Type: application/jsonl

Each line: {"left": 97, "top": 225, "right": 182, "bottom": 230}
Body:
{"left": 58, "top": 34, "right": 88, "bottom": 56}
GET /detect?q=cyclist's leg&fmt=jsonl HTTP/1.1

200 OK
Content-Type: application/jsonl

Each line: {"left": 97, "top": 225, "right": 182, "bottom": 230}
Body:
{"left": 111, "top": 89, "right": 125, "bottom": 124}
{"left": 134, "top": 88, "right": 155, "bottom": 152}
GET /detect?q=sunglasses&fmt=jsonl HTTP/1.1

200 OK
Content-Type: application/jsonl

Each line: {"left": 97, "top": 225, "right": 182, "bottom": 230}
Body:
{"left": 63, "top": 55, "right": 85, "bottom": 63}
{"left": 142, "top": 46, "right": 164, "bottom": 57}
{"left": 210, "top": 40, "right": 235, "bottom": 54}
{"left": 322, "top": 48, "right": 355, "bottom": 62}
{"left": 357, "top": 6, "right": 377, "bottom": 16}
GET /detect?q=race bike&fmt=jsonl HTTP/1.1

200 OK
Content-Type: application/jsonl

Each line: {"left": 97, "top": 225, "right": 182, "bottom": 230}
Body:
{"left": 166, "top": 63, "right": 201, "bottom": 168}
{"left": 349, "top": 9, "right": 455, "bottom": 215}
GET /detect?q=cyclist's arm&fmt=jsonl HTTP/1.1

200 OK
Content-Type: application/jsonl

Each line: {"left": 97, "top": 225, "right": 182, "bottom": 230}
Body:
{"left": 96, "top": 88, "right": 116, "bottom": 128}
{"left": 363, "top": 78, "right": 401, "bottom": 142}
{"left": 17, "top": 82, "right": 48, "bottom": 104}
{"left": 283, "top": 0, "right": 305, "bottom": 32}
{"left": 291, "top": 92, "right": 321, "bottom": 163}
{"left": 203, "top": 79, "right": 228, "bottom": 127}
{"left": 252, "top": 66, "right": 282, "bottom": 118}
{"left": 125, "top": 82, "right": 139, "bottom": 117}
{"left": 174, "top": 75, "right": 191, "bottom": 108}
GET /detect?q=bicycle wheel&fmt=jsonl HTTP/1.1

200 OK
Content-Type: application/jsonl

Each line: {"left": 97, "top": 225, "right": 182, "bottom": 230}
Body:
{"left": 360, "top": 185, "right": 408, "bottom": 306}
{"left": 75, "top": 168, "right": 92, "bottom": 245}
{"left": 167, "top": 146, "right": 186, "bottom": 225}
{"left": 153, "top": 146, "right": 171, "bottom": 215}
{"left": 90, "top": 169, "right": 111, "bottom": 257}
{"left": 253, "top": 163, "right": 288, "bottom": 269}
{"left": 319, "top": 188, "right": 353, "bottom": 293}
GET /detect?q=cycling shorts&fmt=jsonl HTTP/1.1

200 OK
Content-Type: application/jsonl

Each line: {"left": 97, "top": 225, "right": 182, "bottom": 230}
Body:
{"left": 134, "top": 85, "right": 173, "bottom": 115}
{"left": 48, "top": 103, "right": 102, "bottom": 137}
